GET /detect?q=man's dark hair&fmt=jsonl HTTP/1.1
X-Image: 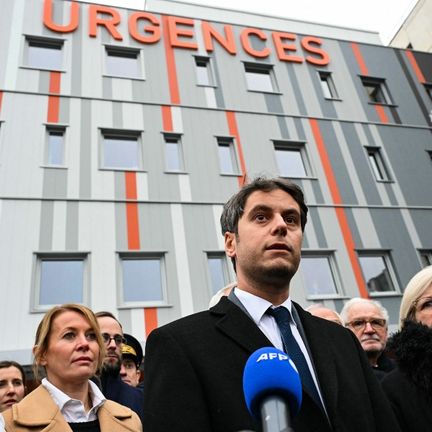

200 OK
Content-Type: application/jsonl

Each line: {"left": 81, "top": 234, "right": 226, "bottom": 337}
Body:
{"left": 220, "top": 177, "right": 308, "bottom": 271}
{"left": 95, "top": 311, "right": 123, "bottom": 330}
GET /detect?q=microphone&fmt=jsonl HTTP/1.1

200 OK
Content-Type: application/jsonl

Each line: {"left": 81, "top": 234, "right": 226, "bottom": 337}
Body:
{"left": 243, "top": 347, "right": 302, "bottom": 432}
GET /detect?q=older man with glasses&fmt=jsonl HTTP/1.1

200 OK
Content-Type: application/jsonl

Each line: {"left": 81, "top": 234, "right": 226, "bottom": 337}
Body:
{"left": 95, "top": 311, "right": 144, "bottom": 423}
{"left": 340, "top": 298, "right": 395, "bottom": 380}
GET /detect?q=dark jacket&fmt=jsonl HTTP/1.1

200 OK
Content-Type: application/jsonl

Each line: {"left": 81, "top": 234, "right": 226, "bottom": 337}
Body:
{"left": 143, "top": 297, "right": 401, "bottom": 432}
{"left": 381, "top": 321, "right": 432, "bottom": 432}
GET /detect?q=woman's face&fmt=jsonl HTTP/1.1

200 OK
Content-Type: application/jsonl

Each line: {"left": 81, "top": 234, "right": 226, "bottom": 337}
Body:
{"left": 414, "top": 283, "right": 432, "bottom": 327}
{"left": 40, "top": 310, "right": 100, "bottom": 389}
{"left": 0, "top": 366, "right": 25, "bottom": 412}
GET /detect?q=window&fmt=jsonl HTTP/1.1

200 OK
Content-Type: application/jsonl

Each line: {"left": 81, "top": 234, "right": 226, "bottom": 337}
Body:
{"left": 207, "top": 253, "right": 231, "bottom": 295}
{"left": 274, "top": 141, "right": 308, "bottom": 177}
{"left": 45, "top": 126, "right": 65, "bottom": 166}
{"left": 358, "top": 252, "right": 398, "bottom": 294}
{"left": 318, "top": 71, "right": 338, "bottom": 99}
{"left": 361, "top": 77, "right": 392, "bottom": 104}
{"left": 105, "top": 46, "right": 141, "bottom": 79}
{"left": 195, "top": 56, "right": 214, "bottom": 86}
{"left": 119, "top": 254, "right": 166, "bottom": 305}
{"left": 366, "top": 147, "right": 390, "bottom": 181}
{"left": 164, "top": 133, "right": 184, "bottom": 172}
{"left": 425, "top": 84, "right": 432, "bottom": 101}
{"left": 101, "top": 129, "right": 142, "bottom": 170}
{"left": 300, "top": 255, "right": 339, "bottom": 297}
{"left": 33, "top": 253, "right": 87, "bottom": 310}
{"left": 217, "top": 137, "right": 239, "bottom": 175}
{"left": 244, "top": 63, "right": 277, "bottom": 92}
{"left": 26, "top": 36, "right": 63, "bottom": 70}
{"left": 419, "top": 251, "right": 432, "bottom": 267}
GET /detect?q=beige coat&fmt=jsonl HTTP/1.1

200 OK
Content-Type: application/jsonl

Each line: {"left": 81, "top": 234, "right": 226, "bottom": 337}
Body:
{"left": 3, "top": 385, "right": 142, "bottom": 432}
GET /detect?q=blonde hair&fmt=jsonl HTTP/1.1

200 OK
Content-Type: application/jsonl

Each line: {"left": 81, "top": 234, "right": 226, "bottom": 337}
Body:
{"left": 33, "top": 304, "right": 106, "bottom": 379}
{"left": 399, "top": 266, "right": 432, "bottom": 328}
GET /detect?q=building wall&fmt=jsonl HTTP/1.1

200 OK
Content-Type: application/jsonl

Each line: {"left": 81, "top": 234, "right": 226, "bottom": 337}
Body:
{"left": 1, "top": 0, "right": 432, "bottom": 363}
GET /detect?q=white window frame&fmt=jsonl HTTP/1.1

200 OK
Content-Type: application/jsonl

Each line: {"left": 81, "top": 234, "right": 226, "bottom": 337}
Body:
{"left": 318, "top": 71, "right": 339, "bottom": 99}
{"left": 32, "top": 252, "right": 89, "bottom": 312}
{"left": 361, "top": 77, "right": 393, "bottom": 105}
{"left": 206, "top": 252, "right": 232, "bottom": 296}
{"left": 244, "top": 62, "right": 278, "bottom": 93}
{"left": 104, "top": 45, "right": 144, "bottom": 80}
{"left": 194, "top": 56, "right": 215, "bottom": 87}
{"left": 118, "top": 252, "right": 168, "bottom": 308}
{"left": 300, "top": 252, "right": 341, "bottom": 299}
{"left": 24, "top": 35, "right": 64, "bottom": 71}
{"left": 163, "top": 132, "right": 185, "bottom": 172}
{"left": 357, "top": 251, "right": 400, "bottom": 296}
{"left": 365, "top": 147, "right": 391, "bottom": 182}
{"left": 217, "top": 137, "right": 240, "bottom": 175}
{"left": 273, "top": 140, "right": 311, "bottom": 178}
{"left": 100, "top": 128, "right": 144, "bottom": 171}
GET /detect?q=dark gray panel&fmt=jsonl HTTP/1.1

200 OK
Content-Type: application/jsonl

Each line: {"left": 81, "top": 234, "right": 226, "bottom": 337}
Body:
{"left": 71, "top": 30, "right": 83, "bottom": 96}
{"left": 410, "top": 209, "right": 432, "bottom": 249}
{"left": 114, "top": 171, "right": 125, "bottom": 200}
{"left": 382, "top": 182, "right": 398, "bottom": 206}
{"left": 59, "top": 97, "right": 70, "bottom": 124}
{"left": 343, "top": 207, "right": 363, "bottom": 249}
{"left": 210, "top": 54, "right": 226, "bottom": 109}
{"left": 112, "top": 102, "right": 123, "bottom": 128}
{"left": 264, "top": 94, "right": 284, "bottom": 114}
{"left": 102, "top": 77, "right": 113, "bottom": 100}
{"left": 115, "top": 202, "right": 127, "bottom": 251}
{"left": 43, "top": 169, "right": 67, "bottom": 198}
{"left": 38, "top": 71, "right": 50, "bottom": 94}
{"left": 276, "top": 116, "right": 289, "bottom": 139}
{"left": 39, "top": 201, "right": 54, "bottom": 250}
{"left": 285, "top": 64, "right": 307, "bottom": 116}
{"left": 340, "top": 123, "right": 382, "bottom": 205}
{"left": 65, "top": 201, "right": 79, "bottom": 250}
{"left": 79, "top": 99, "right": 92, "bottom": 199}
{"left": 308, "top": 207, "right": 328, "bottom": 248}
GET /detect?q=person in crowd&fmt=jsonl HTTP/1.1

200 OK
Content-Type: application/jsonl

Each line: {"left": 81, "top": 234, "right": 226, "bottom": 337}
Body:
{"left": 381, "top": 265, "right": 432, "bottom": 431}
{"left": 340, "top": 298, "right": 394, "bottom": 379}
{"left": 1, "top": 303, "right": 141, "bottom": 431}
{"left": 95, "top": 312, "right": 144, "bottom": 422}
{"left": 120, "top": 333, "right": 143, "bottom": 388}
{"left": 143, "top": 176, "right": 400, "bottom": 432}
{"left": 0, "top": 361, "right": 26, "bottom": 413}
{"left": 306, "top": 304, "right": 343, "bottom": 325}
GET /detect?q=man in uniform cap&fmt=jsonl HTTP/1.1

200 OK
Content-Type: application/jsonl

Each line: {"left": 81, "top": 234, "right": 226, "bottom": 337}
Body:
{"left": 121, "top": 333, "right": 144, "bottom": 388}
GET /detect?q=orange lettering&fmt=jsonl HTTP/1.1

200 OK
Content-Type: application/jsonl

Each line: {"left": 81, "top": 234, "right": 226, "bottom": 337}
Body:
{"left": 129, "top": 12, "right": 161, "bottom": 44}
{"left": 272, "top": 32, "right": 303, "bottom": 63}
{"left": 43, "top": 0, "right": 79, "bottom": 33}
{"left": 88, "top": 5, "right": 122, "bottom": 40}
{"left": 240, "top": 28, "right": 270, "bottom": 58}
{"left": 201, "top": 21, "right": 236, "bottom": 55}
{"left": 166, "top": 16, "right": 197, "bottom": 50}
{"left": 301, "top": 36, "right": 330, "bottom": 66}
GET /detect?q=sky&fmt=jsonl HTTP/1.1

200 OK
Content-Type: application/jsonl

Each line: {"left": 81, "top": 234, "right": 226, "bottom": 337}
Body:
{"left": 79, "top": 0, "right": 418, "bottom": 44}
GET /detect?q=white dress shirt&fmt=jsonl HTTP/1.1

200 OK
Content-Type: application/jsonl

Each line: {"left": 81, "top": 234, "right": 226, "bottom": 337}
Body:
{"left": 41, "top": 378, "right": 106, "bottom": 423}
{"left": 234, "top": 287, "right": 326, "bottom": 407}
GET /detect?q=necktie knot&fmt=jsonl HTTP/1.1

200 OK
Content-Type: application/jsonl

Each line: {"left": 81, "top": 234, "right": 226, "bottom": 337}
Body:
{"left": 267, "top": 306, "right": 292, "bottom": 326}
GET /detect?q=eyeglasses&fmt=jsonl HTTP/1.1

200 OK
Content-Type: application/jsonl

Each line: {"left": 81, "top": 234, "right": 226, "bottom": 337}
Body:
{"left": 413, "top": 297, "right": 432, "bottom": 312}
{"left": 101, "top": 333, "right": 126, "bottom": 346}
{"left": 345, "top": 318, "right": 386, "bottom": 331}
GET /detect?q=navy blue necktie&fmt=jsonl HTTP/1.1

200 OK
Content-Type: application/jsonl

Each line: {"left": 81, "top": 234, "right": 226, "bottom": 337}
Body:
{"left": 267, "top": 306, "right": 323, "bottom": 410}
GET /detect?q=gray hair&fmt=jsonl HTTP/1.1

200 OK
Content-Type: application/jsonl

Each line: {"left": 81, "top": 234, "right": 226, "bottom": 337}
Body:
{"left": 340, "top": 297, "right": 389, "bottom": 325}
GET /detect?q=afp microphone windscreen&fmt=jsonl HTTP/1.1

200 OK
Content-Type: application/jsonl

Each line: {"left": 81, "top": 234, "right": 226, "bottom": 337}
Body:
{"left": 243, "top": 347, "right": 302, "bottom": 420}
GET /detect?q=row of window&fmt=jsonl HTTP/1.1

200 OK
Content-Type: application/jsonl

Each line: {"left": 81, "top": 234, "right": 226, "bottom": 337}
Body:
{"left": 33, "top": 249, "right": 432, "bottom": 311}
{"left": 40, "top": 125, "right": 423, "bottom": 182}
{"left": 23, "top": 35, "right": 432, "bottom": 103}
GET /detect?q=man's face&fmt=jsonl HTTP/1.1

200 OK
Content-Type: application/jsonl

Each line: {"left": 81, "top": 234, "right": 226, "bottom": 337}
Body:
{"left": 225, "top": 189, "right": 303, "bottom": 289}
{"left": 345, "top": 303, "right": 388, "bottom": 356}
{"left": 97, "top": 316, "right": 123, "bottom": 373}
{"left": 120, "top": 358, "right": 141, "bottom": 387}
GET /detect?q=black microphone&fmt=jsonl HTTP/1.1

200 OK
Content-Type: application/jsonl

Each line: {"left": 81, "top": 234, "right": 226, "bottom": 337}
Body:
{"left": 243, "top": 347, "right": 302, "bottom": 432}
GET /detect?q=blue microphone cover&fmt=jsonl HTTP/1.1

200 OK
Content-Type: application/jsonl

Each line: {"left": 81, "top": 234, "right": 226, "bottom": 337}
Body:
{"left": 243, "top": 347, "right": 302, "bottom": 420}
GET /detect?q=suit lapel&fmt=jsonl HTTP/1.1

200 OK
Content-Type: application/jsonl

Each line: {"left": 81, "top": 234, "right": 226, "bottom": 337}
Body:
{"left": 211, "top": 296, "right": 273, "bottom": 354}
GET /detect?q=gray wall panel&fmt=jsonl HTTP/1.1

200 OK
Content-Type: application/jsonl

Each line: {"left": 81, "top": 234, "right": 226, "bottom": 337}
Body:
{"left": 65, "top": 201, "right": 79, "bottom": 250}
{"left": 79, "top": 99, "right": 92, "bottom": 199}
{"left": 39, "top": 201, "right": 54, "bottom": 250}
{"left": 43, "top": 169, "right": 68, "bottom": 199}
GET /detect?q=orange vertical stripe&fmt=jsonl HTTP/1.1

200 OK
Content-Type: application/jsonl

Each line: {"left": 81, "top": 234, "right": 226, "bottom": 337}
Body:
{"left": 351, "top": 42, "right": 369, "bottom": 76}
{"left": 161, "top": 105, "right": 173, "bottom": 131}
{"left": 225, "top": 111, "right": 247, "bottom": 187}
{"left": 0, "top": 91, "right": 3, "bottom": 113}
{"left": 162, "top": 15, "right": 180, "bottom": 104}
{"left": 47, "top": 72, "right": 61, "bottom": 123}
{"left": 144, "top": 308, "right": 158, "bottom": 337}
{"left": 125, "top": 172, "right": 140, "bottom": 250}
{"left": 309, "top": 119, "right": 369, "bottom": 299}
{"left": 405, "top": 50, "right": 426, "bottom": 84}
{"left": 374, "top": 105, "right": 389, "bottom": 123}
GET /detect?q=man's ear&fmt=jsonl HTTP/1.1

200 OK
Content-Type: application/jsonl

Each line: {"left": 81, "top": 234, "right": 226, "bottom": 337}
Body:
{"left": 224, "top": 232, "right": 237, "bottom": 258}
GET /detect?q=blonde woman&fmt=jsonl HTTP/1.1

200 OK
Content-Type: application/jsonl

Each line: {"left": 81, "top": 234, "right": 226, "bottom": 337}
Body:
{"left": 2, "top": 304, "right": 141, "bottom": 431}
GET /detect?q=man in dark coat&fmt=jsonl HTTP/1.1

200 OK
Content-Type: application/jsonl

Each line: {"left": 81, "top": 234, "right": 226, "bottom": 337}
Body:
{"left": 143, "top": 177, "right": 401, "bottom": 432}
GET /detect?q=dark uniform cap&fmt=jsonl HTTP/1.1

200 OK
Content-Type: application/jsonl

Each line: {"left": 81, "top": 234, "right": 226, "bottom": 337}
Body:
{"left": 122, "top": 333, "right": 144, "bottom": 367}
